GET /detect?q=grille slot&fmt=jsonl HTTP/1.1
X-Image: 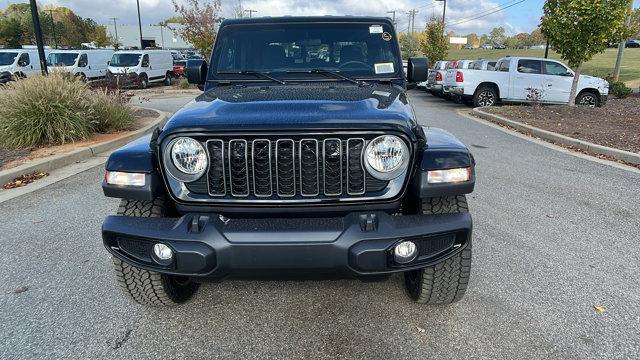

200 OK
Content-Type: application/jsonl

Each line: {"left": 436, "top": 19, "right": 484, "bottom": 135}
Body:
{"left": 183, "top": 135, "right": 400, "bottom": 202}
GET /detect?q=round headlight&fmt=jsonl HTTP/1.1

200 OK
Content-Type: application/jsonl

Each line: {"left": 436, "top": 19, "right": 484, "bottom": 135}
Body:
{"left": 166, "top": 137, "right": 207, "bottom": 181}
{"left": 364, "top": 135, "right": 409, "bottom": 180}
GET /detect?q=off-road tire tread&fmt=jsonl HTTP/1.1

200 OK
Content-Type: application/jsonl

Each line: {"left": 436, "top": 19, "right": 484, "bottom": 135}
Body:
{"left": 112, "top": 197, "right": 198, "bottom": 306}
{"left": 405, "top": 195, "right": 472, "bottom": 305}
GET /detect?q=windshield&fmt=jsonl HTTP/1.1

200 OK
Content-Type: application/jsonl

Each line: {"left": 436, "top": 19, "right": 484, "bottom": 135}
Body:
{"left": 110, "top": 53, "right": 141, "bottom": 67}
{"left": 210, "top": 22, "right": 401, "bottom": 80}
{"left": 0, "top": 52, "right": 19, "bottom": 66}
{"left": 47, "top": 53, "right": 79, "bottom": 66}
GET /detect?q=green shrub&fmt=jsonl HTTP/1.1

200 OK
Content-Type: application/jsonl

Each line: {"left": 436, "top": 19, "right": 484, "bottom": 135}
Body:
{"left": 90, "top": 90, "right": 134, "bottom": 133}
{"left": 0, "top": 73, "right": 133, "bottom": 148}
{"left": 608, "top": 80, "right": 632, "bottom": 99}
{"left": 179, "top": 78, "right": 191, "bottom": 89}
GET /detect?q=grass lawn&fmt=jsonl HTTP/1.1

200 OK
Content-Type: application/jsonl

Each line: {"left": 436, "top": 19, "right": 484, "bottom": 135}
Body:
{"left": 448, "top": 48, "right": 640, "bottom": 89}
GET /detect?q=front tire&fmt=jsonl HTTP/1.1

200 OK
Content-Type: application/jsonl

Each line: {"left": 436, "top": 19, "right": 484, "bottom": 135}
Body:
{"left": 403, "top": 196, "right": 472, "bottom": 305}
{"left": 138, "top": 74, "right": 148, "bottom": 89}
{"left": 576, "top": 91, "right": 600, "bottom": 108}
{"left": 111, "top": 198, "right": 199, "bottom": 306}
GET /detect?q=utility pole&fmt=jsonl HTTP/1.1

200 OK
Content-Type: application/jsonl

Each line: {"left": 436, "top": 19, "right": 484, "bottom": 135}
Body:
{"left": 244, "top": 9, "right": 257, "bottom": 18}
{"left": 110, "top": 18, "right": 119, "bottom": 50}
{"left": 435, "top": 0, "right": 447, "bottom": 34}
{"left": 613, "top": 0, "right": 634, "bottom": 81}
{"left": 387, "top": 10, "right": 397, "bottom": 28}
{"left": 136, "top": 0, "right": 144, "bottom": 49}
{"left": 408, "top": 9, "right": 418, "bottom": 35}
{"left": 45, "top": 9, "right": 57, "bottom": 49}
{"left": 29, "top": 0, "right": 48, "bottom": 75}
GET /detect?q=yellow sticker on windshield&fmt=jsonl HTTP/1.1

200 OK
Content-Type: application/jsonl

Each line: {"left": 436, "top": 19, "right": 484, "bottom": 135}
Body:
{"left": 374, "top": 62, "right": 395, "bottom": 74}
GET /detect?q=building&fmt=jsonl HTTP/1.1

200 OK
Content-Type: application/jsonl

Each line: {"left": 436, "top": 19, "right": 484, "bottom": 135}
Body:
{"left": 105, "top": 23, "right": 191, "bottom": 50}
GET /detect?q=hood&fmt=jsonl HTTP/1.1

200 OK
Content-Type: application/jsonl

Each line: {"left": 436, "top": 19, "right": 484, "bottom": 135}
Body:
{"left": 160, "top": 83, "right": 417, "bottom": 139}
{"left": 108, "top": 67, "right": 137, "bottom": 74}
{"left": 0, "top": 65, "right": 12, "bottom": 72}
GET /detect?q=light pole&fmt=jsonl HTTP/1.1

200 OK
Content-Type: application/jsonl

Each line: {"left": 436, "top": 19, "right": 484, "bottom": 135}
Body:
{"left": 136, "top": 0, "right": 144, "bottom": 49}
{"left": 110, "top": 18, "right": 119, "bottom": 50}
{"left": 29, "top": 0, "right": 48, "bottom": 75}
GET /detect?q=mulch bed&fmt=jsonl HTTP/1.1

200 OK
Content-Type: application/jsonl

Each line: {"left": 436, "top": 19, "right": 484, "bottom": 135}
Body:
{"left": 0, "top": 148, "right": 31, "bottom": 169}
{"left": 485, "top": 96, "right": 640, "bottom": 154}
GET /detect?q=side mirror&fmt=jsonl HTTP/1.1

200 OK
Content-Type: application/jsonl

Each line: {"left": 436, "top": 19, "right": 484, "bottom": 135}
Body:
{"left": 186, "top": 59, "right": 208, "bottom": 88}
{"left": 408, "top": 57, "right": 429, "bottom": 83}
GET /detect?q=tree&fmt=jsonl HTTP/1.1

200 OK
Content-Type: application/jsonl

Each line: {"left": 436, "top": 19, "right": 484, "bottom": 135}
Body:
{"left": 541, "top": 0, "right": 633, "bottom": 106}
{"left": 419, "top": 18, "right": 448, "bottom": 63}
{"left": 90, "top": 26, "right": 112, "bottom": 48}
{"left": 489, "top": 27, "right": 506, "bottom": 45}
{"left": 529, "top": 27, "right": 545, "bottom": 45}
{"left": 466, "top": 33, "right": 480, "bottom": 47}
{"left": 171, "top": 0, "right": 222, "bottom": 58}
{"left": 479, "top": 34, "right": 490, "bottom": 45}
{"left": 159, "top": 16, "right": 185, "bottom": 26}
{"left": 631, "top": 8, "right": 640, "bottom": 37}
{"left": 399, "top": 33, "right": 420, "bottom": 59}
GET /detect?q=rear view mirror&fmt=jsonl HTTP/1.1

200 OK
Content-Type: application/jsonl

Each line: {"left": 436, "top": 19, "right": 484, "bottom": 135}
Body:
{"left": 408, "top": 57, "right": 429, "bottom": 83}
{"left": 186, "top": 59, "right": 208, "bottom": 88}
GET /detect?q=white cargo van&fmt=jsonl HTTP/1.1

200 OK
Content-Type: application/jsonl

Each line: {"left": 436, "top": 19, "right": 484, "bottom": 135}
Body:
{"left": 46, "top": 49, "right": 114, "bottom": 80}
{"left": 0, "top": 49, "right": 50, "bottom": 79}
{"left": 107, "top": 50, "right": 174, "bottom": 88}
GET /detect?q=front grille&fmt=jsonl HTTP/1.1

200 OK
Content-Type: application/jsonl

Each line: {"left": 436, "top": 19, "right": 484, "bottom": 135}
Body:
{"left": 182, "top": 135, "right": 398, "bottom": 202}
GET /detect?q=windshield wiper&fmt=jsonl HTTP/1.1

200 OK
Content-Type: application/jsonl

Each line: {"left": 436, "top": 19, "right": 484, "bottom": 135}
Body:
{"left": 285, "top": 69, "right": 365, "bottom": 86}
{"left": 217, "top": 70, "right": 286, "bottom": 85}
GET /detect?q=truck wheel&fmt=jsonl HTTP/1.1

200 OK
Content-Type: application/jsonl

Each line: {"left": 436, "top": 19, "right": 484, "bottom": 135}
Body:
{"left": 111, "top": 197, "right": 199, "bottom": 306}
{"left": 164, "top": 72, "right": 172, "bottom": 86}
{"left": 403, "top": 195, "right": 472, "bottom": 305}
{"left": 138, "top": 74, "right": 148, "bottom": 89}
{"left": 473, "top": 85, "right": 497, "bottom": 107}
{"left": 576, "top": 91, "right": 600, "bottom": 108}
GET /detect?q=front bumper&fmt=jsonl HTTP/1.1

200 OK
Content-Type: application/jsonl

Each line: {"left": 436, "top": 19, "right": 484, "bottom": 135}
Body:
{"left": 102, "top": 211, "right": 472, "bottom": 279}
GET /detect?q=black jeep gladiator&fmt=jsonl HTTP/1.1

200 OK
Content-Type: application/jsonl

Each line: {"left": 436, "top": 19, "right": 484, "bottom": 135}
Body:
{"left": 102, "top": 16, "right": 476, "bottom": 307}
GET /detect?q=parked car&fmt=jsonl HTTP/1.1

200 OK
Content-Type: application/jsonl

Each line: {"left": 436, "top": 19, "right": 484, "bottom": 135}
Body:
{"left": 494, "top": 44, "right": 506, "bottom": 50}
{"left": 0, "top": 48, "right": 49, "bottom": 81}
{"left": 107, "top": 50, "right": 174, "bottom": 88}
{"left": 101, "top": 16, "right": 476, "bottom": 307}
{"left": 625, "top": 40, "right": 640, "bottom": 48}
{"left": 443, "top": 56, "right": 609, "bottom": 107}
{"left": 426, "top": 60, "right": 448, "bottom": 96}
{"left": 469, "top": 59, "right": 498, "bottom": 71}
{"left": 173, "top": 60, "right": 187, "bottom": 77}
{"left": 480, "top": 44, "right": 493, "bottom": 50}
{"left": 47, "top": 49, "right": 114, "bottom": 81}
{"left": 463, "top": 45, "right": 474, "bottom": 50}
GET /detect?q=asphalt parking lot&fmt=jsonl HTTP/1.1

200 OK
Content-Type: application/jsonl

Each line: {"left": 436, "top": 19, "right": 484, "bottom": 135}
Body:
{"left": 1, "top": 91, "right": 639, "bottom": 359}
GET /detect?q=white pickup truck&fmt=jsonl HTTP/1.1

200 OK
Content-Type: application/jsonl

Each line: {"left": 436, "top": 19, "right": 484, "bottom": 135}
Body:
{"left": 443, "top": 57, "right": 609, "bottom": 107}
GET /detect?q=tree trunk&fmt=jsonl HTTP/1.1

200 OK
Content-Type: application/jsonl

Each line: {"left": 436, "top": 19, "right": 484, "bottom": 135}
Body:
{"left": 568, "top": 62, "right": 582, "bottom": 107}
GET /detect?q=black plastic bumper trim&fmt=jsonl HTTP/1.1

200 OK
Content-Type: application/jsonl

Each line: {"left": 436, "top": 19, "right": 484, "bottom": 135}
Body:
{"left": 102, "top": 211, "right": 472, "bottom": 278}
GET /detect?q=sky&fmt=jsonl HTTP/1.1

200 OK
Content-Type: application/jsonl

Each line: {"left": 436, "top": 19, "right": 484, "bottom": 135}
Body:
{"left": 1, "top": 0, "right": 639, "bottom": 36}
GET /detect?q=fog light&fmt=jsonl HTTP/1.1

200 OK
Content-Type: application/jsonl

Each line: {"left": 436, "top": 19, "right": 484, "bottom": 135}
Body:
{"left": 153, "top": 243, "right": 173, "bottom": 260}
{"left": 394, "top": 241, "right": 417, "bottom": 264}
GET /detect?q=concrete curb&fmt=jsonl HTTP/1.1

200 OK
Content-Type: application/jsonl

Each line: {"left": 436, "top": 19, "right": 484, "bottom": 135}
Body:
{"left": 472, "top": 107, "right": 640, "bottom": 166}
{"left": 0, "top": 109, "right": 170, "bottom": 185}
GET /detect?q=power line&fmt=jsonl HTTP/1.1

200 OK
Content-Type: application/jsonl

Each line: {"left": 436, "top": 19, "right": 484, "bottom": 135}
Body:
{"left": 445, "top": 0, "right": 525, "bottom": 27}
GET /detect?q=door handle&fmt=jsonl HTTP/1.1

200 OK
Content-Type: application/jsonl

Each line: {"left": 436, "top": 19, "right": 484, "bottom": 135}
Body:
{"left": 547, "top": 84, "right": 553, "bottom": 87}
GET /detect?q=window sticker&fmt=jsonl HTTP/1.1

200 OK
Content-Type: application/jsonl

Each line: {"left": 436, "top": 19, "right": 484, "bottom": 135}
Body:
{"left": 382, "top": 32, "right": 392, "bottom": 41}
{"left": 374, "top": 62, "right": 395, "bottom": 74}
{"left": 369, "top": 25, "right": 383, "bottom": 34}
